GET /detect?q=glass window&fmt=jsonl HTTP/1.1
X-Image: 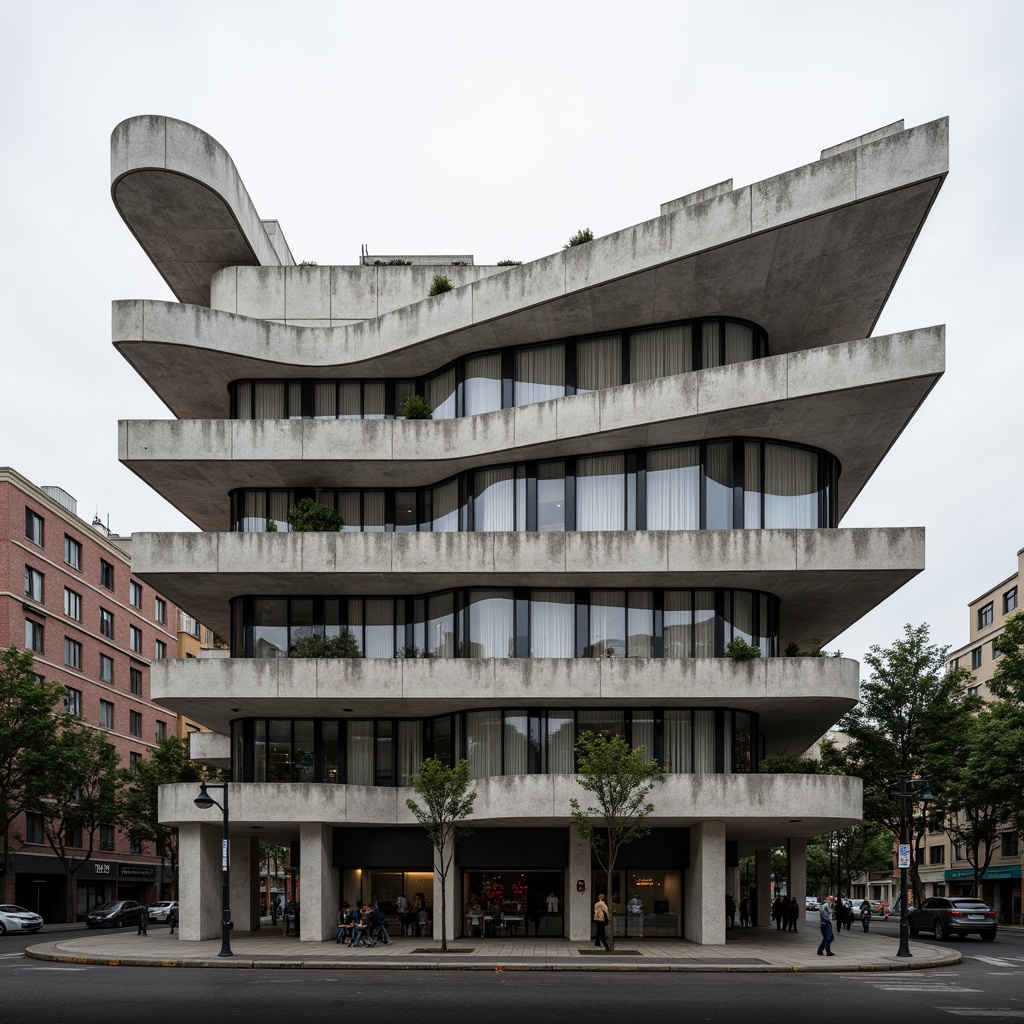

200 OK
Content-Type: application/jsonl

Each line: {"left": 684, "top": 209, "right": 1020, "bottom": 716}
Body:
{"left": 99, "top": 654, "right": 114, "bottom": 684}
{"left": 971, "top": 646, "right": 983, "bottom": 669}
{"left": 504, "top": 710, "right": 529, "bottom": 775}
{"left": 732, "top": 712, "right": 753, "bottom": 773}
{"left": 431, "top": 480, "right": 461, "bottom": 533}
{"left": 100, "top": 559, "right": 114, "bottom": 590}
{"left": 100, "top": 608, "right": 114, "bottom": 638}
{"left": 466, "top": 710, "right": 502, "bottom": 779}
{"left": 24, "top": 565, "right": 44, "bottom": 601}
{"left": 156, "top": 720, "right": 167, "bottom": 741}
{"left": 25, "top": 619, "right": 44, "bottom": 653}
{"left": 701, "top": 321, "right": 721, "bottom": 369}
{"left": 693, "top": 591, "right": 716, "bottom": 657}
{"left": 536, "top": 462, "right": 565, "bottom": 532}
{"left": 515, "top": 344, "right": 564, "bottom": 407}
{"left": 397, "top": 721, "right": 422, "bottom": 785}
{"left": 363, "top": 381, "right": 385, "bottom": 419}
{"left": 363, "top": 491, "right": 385, "bottom": 532}
{"left": 630, "top": 324, "right": 693, "bottom": 381}
{"left": 155, "top": 598, "right": 166, "bottom": 624}
{"left": 576, "top": 455, "right": 625, "bottom": 531}
{"left": 64, "top": 587, "right": 82, "bottom": 621}
{"left": 338, "top": 382, "right": 361, "bottom": 419}
{"left": 467, "top": 590, "right": 514, "bottom": 658}
{"left": 427, "top": 593, "right": 456, "bottom": 658}
{"left": 576, "top": 335, "right": 622, "bottom": 392}
{"left": 130, "top": 581, "right": 142, "bottom": 608}
{"left": 663, "top": 710, "right": 692, "bottom": 773}
{"left": 129, "top": 710, "right": 142, "bottom": 736}
{"left": 743, "top": 442, "right": 762, "bottom": 529}
{"left": 155, "top": 641, "right": 167, "bottom": 660}
{"left": 425, "top": 367, "right": 457, "bottom": 420}
{"left": 646, "top": 446, "right": 700, "bottom": 530}
{"left": 705, "top": 442, "right": 733, "bottom": 529}
{"left": 723, "top": 322, "right": 754, "bottom": 364}
{"left": 254, "top": 381, "right": 286, "bottom": 418}
{"left": 64, "top": 535, "right": 82, "bottom": 570}
{"left": 347, "top": 721, "right": 374, "bottom": 786}
{"left": 694, "top": 709, "right": 715, "bottom": 772}
{"left": 313, "top": 380, "right": 337, "bottom": 419}
{"left": 99, "top": 699, "right": 114, "bottom": 729}
{"left": 99, "top": 824, "right": 115, "bottom": 852}
{"left": 253, "top": 599, "right": 289, "bottom": 658}
{"left": 530, "top": 590, "right": 575, "bottom": 657}
{"left": 577, "top": 709, "right": 625, "bottom": 739}
{"left": 727, "top": 591, "right": 754, "bottom": 646}
{"left": 268, "top": 721, "right": 291, "bottom": 780}
{"left": 25, "top": 508, "right": 44, "bottom": 545}
{"left": 394, "top": 491, "right": 418, "bottom": 533}
{"left": 65, "top": 687, "right": 82, "bottom": 716}
{"left": 364, "top": 599, "right": 395, "bottom": 658}
{"left": 587, "top": 591, "right": 625, "bottom": 658}
{"left": 130, "top": 626, "right": 142, "bottom": 653}
{"left": 627, "top": 591, "right": 654, "bottom": 657}
{"left": 546, "top": 712, "right": 575, "bottom": 773}
{"left": 474, "top": 468, "right": 515, "bottom": 531}
{"left": 463, "top": 353, "right": 502, "bottom": 416}
{"left": 763, "top": 444, "right": 818, "bottom": 528}
{"left": 64, "top": 637, "right": 82, "bottom": 670}
{"left": 294, "top": 721, "right": 315, "bottom": 783}
{"left": 978, "top": 602, "right": 994, "bottom": 629}
{"left": 130, "top": 667, "right": 142, "bottom": 695}
{"left": 1005, "top": 587, "right": 1018, "bottom": 614}
{"left": 663, "top": 591, "right": 693, "bottom": 658}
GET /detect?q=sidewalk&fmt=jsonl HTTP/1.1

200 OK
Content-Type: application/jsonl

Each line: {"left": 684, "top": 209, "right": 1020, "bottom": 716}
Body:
{"left": 27, "top": 921, "right": 962, "bottom": 972}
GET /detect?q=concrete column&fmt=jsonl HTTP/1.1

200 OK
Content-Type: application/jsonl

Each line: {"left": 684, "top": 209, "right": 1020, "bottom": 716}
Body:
{"left": 755, "top": 848, "right": 772, "bottom": 927}
{"left": 566, "top": 830, "right": 591, "bottom": 941}
{"left": 299, "top": 823, "right": 338, "bottom": 941}
{"left": 684, "top": 820, "right": 726, "bottom": 945}
{"left": 177, "top": 822, "right": 221, "bottom": 940}
{"left": 229, "top": 835, "right": 260, "bottom": 931}
{"left": 787, "top": 837, "right": 807, "bottom": 929}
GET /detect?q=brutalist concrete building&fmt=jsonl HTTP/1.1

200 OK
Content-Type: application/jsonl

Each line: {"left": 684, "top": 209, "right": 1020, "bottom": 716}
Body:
{"left": 112, "top": 115, "right": 947, "bottom": 944}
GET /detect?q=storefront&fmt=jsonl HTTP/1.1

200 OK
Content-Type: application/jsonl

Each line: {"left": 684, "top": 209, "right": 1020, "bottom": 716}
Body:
{"left": 945, "top": 865, "right": 1022, "bottom": 924}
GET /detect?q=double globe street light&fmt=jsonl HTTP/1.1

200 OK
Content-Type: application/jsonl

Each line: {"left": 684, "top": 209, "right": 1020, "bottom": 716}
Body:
{"left": 194, "top": 781, "right": 232, "bottom": 957}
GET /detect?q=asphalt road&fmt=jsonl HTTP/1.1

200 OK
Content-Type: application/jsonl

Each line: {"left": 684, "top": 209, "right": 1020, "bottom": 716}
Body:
{"left": 3, "top": 923, "right": 1023, "bottom": 1024}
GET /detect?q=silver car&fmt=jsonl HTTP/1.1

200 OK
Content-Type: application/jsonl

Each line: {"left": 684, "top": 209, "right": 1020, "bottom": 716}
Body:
{"left": 148, "top": 900, "right": 179, "bottom": 923}
{"left": 0, "top": 904, "right": 44, "bottom": 935}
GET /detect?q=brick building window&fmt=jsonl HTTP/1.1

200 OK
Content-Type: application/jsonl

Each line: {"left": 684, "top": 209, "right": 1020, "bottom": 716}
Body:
{"left": 130, "top": 626, "right": 142, "bottom": 653}
{"left": 155, "top": 720, "right": 167, "bottom": 741}
{"left": 99, "top": 824, "right": 115, "bottom": 852}
{"left": 99, "top": 654, "right": 114, "bottom": 684}
{"left": 155, "top": 598, "right": 166, "bottom": 624}
{"left": 65, "top": 687, "right": 82, "bottom": 716}
{"left": 130, "top": 581, "right": 142, "bottom": 608}
{"left": 64, "top": 587, "right": 82, "bottom": 621}
{"left": 100, "top": 608, "right": 114, "bottom": 639}
{"left": 24, "top": 565, "right": 44, "bottom": 601}
{"left": 100, "top": 559, "right": 115, "bottom": 590}
{"left": 64, "top": 535, "right": 82, "bottom": 570}
{"left": 130, "top": 752, "right": 142, "bottom": 770}
{"left": 25, "top": 812, "right": 44, "bottom": 844}
{"left": 130, "top": 666, "right": 142, "bottom": 695}
{"left": 155, "top": 640, "right": 167, "bottom": 660}
{"left": 64, "top": 637, "right": 82, "bottom": 670}
{"left": 25, "top": 619, "right": 44, "bottom": 654}
{"left": 99, "top": 699, "right": 114, "bottom": 729}
{"left": 25, "top": 508, "right": 44, "bottom": 545}
{"left": 129, "top": 710, "right": 142, "bottom": 736}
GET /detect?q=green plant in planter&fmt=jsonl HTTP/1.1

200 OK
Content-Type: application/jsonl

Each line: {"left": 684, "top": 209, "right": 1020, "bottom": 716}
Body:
{"left": 563, "top": 228, "right": 594, "bottom": 249}
{"left": 724, "top": 637, "right": 762, "bottom": 661}
{"left": 400, "top": 395, "right": 434, "bottom": 420}
{"left": 428, "top": 274, "right": 454, "bottom": 296}
{"left": 286, "top": 498, "right": 345, "bottom": 532}
{"left": 496, "top": 259, "right": 522, "bottom": 266}
{"left": 291, "top": 632, "right": 362, "bottom": 658}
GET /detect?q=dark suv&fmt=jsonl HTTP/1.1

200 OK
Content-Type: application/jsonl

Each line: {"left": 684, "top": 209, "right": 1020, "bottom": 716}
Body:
{"left": 84, "top": 900, "right": 145, "bottom": 929}
{"left": 908, "top": 897, "right": 997, "bottom": 941}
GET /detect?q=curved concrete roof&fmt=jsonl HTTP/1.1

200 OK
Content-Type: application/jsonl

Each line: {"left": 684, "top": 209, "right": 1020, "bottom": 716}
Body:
{"left": 152, "top": 654, "right": 858, "bottom": 749}
{"left": 118, "top": 328, "right": 944, "bottom": 531}
{"left": 130, "top": 526, "right": 924, "bottom": 647}
{"left": 112, "top": 118, "right": 947, "bottom": 418}
{"left": 159, "top": 774, "right": 863, "bottom": 845}
{"left": 111, "top": 116, "right": 288, "bottom": 306}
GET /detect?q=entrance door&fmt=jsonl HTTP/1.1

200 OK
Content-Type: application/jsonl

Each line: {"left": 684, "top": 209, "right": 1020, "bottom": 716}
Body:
{"left": 463, "top": 870, "right": 563, "bottom": 937}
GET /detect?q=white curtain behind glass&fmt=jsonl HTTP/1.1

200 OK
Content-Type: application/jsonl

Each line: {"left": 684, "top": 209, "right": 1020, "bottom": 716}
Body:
{"left": 425, "top": 368, "right": 457, "bottom": 420}
{"left": 628, "top": 592, "right": 654, "bottom": 657}
{"left": 254, "top": 382, "right": 285, "bottom": 418}
{"left": 466, "top": 710, "right": 502, "bottom": 779}
{"left": 589, "top": 591, "right": 625, "bottom": 658}
{"left": 694, "top": 710, "right": 715, "bottom": 772}
{"left": 664, "top": 710, "right": 692, "bottom": 773}
{"left": 576, "top": 455, "right": 625, "bottom": 530}
{"left": 397, "top": 721, "right": 422, "bottom": 785}
{"left": 764, "top": 444, "right": 818, "bottom": 528}
{"left": 339, "top": 382, "right": 361, "bottom": 418}
{"left": 337, "top": 492, "right": 361, "bottom": 532}
{"left": 474, "top": 468, "right": 515, "bottom": 531}
{"left": 530, "top": 591, "right": 575, "bottom": 657}
{"left": 235, "top": 382, "right": 252, "bottom": 418}
{"left": 428, "top": 592, "right": 456, "bottom": 659}
{"left": 363, "top": 491, "right": 385, "bottom": 531}
{"left": 268, "top": 491, "right": 291, "bottom": 532}
{"left": 694, "top": 591, "right": 716, "bottom": 657}
{"left": 663, "top": 591, "right": 693, "bottom": 658}
{"left": 313, "top": 381, "right": 337, "bottom": 419}
{"left": 468, "top": 590, "right": 514, "bottom": 658}
{"left": 464, "top": 354, "right": 502, "bottom": 416}
{"left": 701, "top": 322, "right": 721, "bottom": 368}
{"left": 647, "top": 446, "right": 700, "bottom": 529}
{"left": 576, "top": 336, "right": 622, "bottom": 392}
{"left": 347, "top": 721, "right": 374, "bottom": 786}
{"left": 724, "top": 322, "right": 753, "bottom": 365}
{"left": 364, "top": 599, "right": 395, "bottom": 658}
{"left": 744, "top": 442, "right": 762, "bottom": 528}
{"left": 631, "top": 711, "right": 655, "bottom": 758}
{"left": 630, "top": 325, "right": 693, "bottom": 381}
{"left": 504, "top": 712, "right": 528, "bottom": 775}
{"left": 515, "top": 344, "right": 565, "bottom": 407}
{"left": 547, "top": 713, "right": 575, "bottom": 773}
{"left": 432, "top": 479, "right": 460, "bottom": 532}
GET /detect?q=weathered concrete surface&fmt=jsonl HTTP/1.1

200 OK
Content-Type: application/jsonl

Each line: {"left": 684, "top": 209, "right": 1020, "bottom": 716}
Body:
{"left": 111, "top": 116, "right": 290, "bottom": 305}
{"left": 152, "top": 654, "right": 860, "bottom": 748}
{"left": 130, "top": 526, "right": 924, "bottom": 647}
{"left": 118, "top": 327, "right": 944, "bottom": 531}
{"left": 111, "top": 118, "right": 948, "bottom": 419}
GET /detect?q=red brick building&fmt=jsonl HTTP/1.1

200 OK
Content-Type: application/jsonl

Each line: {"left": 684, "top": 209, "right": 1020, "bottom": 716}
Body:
{"left": 1, "top": 466, "right": 200, "bottom": 921}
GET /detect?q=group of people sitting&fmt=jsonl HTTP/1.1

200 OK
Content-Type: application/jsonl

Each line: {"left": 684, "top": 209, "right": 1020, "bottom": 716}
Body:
{"left": 336, "top": 902, "right": 392, "bottom": 946}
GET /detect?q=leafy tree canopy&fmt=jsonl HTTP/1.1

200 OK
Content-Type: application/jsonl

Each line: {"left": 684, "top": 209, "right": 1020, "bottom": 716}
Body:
{"left": 286, "top": 498, "right": 344, "bottom": 532}
{"left": 291, "top": 632, "right": 362, "bottom": 659}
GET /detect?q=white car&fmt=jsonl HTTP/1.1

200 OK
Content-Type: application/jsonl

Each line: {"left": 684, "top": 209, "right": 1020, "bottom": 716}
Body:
{"left": 147, "top": 900, "right": 178, "bottom": 923}
{"left": 0, "top": 904, "right": 44, "bottom": 935}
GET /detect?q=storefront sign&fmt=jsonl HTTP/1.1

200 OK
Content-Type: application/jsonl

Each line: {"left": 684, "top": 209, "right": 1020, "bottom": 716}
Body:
{"left": 944, "top": 865, "right": 1022, "bottom": 881}
{"left": 94, "top": 863, "right": 112, "bottom": 875}
{"left": 119, "top": 865, "right": 156, "bottom": 879}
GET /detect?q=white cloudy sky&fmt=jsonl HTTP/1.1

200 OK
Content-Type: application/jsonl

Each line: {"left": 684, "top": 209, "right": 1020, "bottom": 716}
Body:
{"left": 2, "top": 0, "right": 1021, "bottom": 669}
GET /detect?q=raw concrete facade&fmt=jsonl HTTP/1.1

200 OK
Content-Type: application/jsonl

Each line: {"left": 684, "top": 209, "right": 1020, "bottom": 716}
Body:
{"left": 111, "top": 115, "right": 948, "bottom": 945}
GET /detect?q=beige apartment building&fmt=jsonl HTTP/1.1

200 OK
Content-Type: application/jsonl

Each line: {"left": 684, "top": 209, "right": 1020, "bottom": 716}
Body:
{"left": 929, "top": 548, "right": 1022, "bottom": 924}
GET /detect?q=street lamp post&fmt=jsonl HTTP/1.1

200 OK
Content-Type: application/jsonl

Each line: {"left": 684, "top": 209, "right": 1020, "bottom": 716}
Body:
{"left": 897, "top": 775, "right": 934, "bottom": 958}
{"left": 194, "top": 782, "right": 232, "bottom": 957}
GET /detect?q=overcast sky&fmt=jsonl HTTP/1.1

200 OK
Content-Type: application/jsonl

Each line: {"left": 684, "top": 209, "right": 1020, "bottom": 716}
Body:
{"left": 2, "top": 1, "right": 1021, "bottom": 670}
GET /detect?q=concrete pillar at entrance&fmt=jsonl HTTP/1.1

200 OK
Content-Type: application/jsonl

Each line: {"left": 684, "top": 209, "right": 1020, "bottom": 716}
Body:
{"left": 230, "top": 836, "right": 260, "bottom": 931}
{"left": 685, "top": 821, "right": 726, "bottom": 945}
{"left": 787, "top": 837, "right": 807, "bottom": 929}
{"left": 299, "top": 823, "right": 339, "bottom": 941}
{"left": 177, "top": 822, "right": 221, "bottom": 941}
{"left": 567, "top": 829, "right": 591, "bottom": 941}
{"left": 755, "top": 848, "right": 772, "bottom": 927}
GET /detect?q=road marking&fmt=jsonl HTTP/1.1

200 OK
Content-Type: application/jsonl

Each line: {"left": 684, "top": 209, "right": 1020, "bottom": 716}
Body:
{"left": 17, "top": 966, "right": 88, "bottom": 971}
{"left": 0, "top": 952, "right": 26, "bottom": 959}
{"left": 967, "top": 956, "right": 1024, "bottom": 968}
{"left": 939, "top": 1011, "right": 1024, "bottom": 1018}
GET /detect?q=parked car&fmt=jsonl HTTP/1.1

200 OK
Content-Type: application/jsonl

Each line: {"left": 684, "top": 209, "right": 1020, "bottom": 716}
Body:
{"left": 869, "top": 900, "right": 890, "bottom": 920}
{"left": 805, "top": 897, "right": 819, "bottom": 911}
{"left": 148, "top": 900, "right": 178, "bottom": 923}
{"left": 908, "top": 897, "right": 997, "bottom": 942}
{"left": 85, "top": 900, "right": 145, "bottom": 929}
{"left": 0, "top": 904, "right": 44, "bottom": 935}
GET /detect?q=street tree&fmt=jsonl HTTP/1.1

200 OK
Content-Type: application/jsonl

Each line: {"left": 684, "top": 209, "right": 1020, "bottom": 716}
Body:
{"left": 405, "top": 757, "right": 476, "bottom": 952}
{"left": 569, "top": 731, "right": 665, "bottom": 950}
{"left": 120, "top": 736, "right": 208, "bottom": 899}
{"left": 30, "top": 722, "right": 122, "bottom": 921}
{"left": 822, "top": 623, "right": 979, "bottom": 905}
{"left": 0, "top": 646, "right": 66, "bottom": 900}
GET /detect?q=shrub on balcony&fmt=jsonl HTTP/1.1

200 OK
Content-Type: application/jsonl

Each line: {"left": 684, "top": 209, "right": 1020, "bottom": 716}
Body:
{"left": 286, "top": 498, "right": 344, "bottom": 532}
{"left": 291, "top": 632, "right": 362, "bottom": 659}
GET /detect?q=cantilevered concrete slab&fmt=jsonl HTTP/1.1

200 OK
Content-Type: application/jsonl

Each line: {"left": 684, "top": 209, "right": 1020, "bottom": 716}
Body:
{"left": 111, "top": 116, "right": 291, "bottom": 306}
{"left": 130, "top": 526, "right": 923, "bottom": 647}
{"left": 157, "top": 773, "right": 863, "bottom": 846}
{"left": 118, "top": 328, "right": 943, "bottom": 531}
{"left": 112, "top": 118, "right": 947, "bottom": 419}
{"left": 151, "top": 653, "right": 858, "bottom": 752}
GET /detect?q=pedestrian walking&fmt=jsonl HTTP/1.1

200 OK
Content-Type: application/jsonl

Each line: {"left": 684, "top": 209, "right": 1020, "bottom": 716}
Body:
{"left": 168, "top": 905, "right": 178, "bottom": 935}
{"left": 593, "top": 893, "right": 611, "bottom": 950}
{"left": 816, "top": 901, "right": 835, "bottom": 956}
{"left": 861, "top": 901, "right": 872, "bottom": 933}
{"left": 137, "top": 904, "right": 149, "bottom": 936}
